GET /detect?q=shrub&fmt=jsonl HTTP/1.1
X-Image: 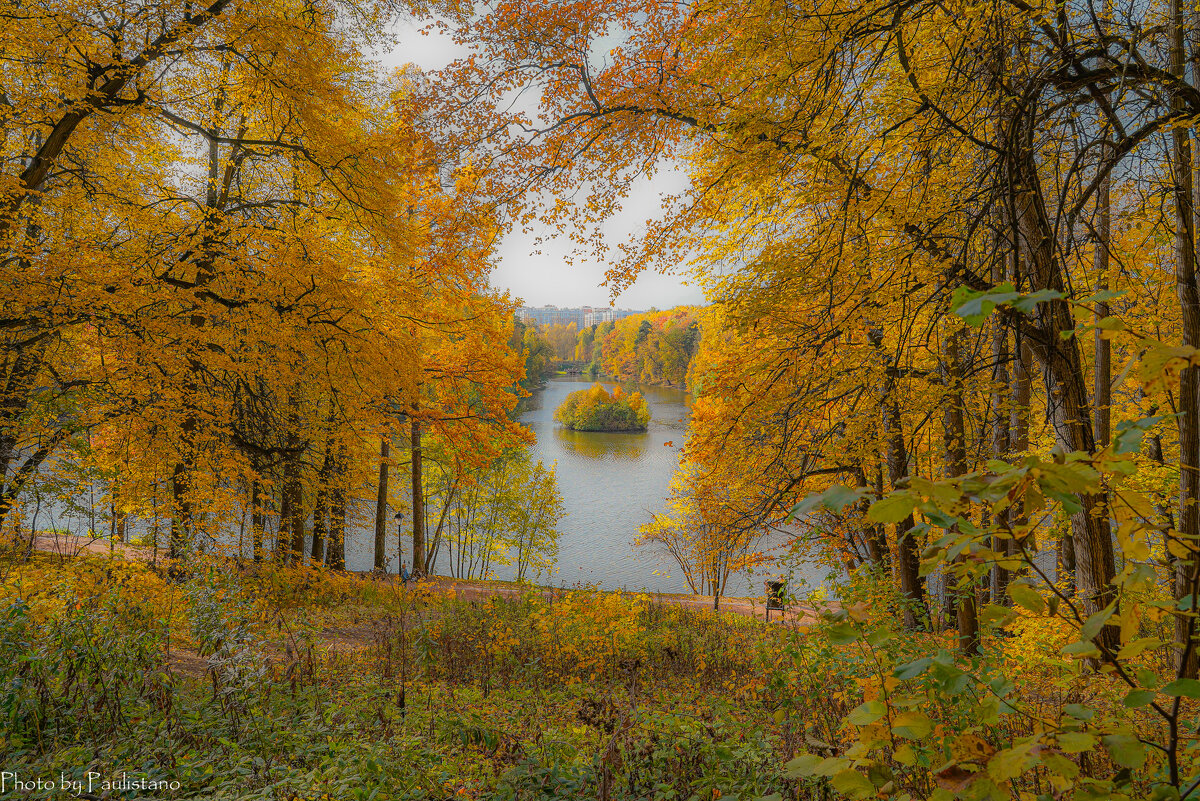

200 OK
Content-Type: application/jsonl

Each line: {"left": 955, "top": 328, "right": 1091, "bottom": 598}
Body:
{"left": 554, "top": 384, "right": 651, "bottom": 432}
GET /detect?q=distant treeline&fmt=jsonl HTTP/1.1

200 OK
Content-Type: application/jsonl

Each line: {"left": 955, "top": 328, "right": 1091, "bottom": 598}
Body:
{"left": 530, "top": 307, "right": 702, "bottom": 390}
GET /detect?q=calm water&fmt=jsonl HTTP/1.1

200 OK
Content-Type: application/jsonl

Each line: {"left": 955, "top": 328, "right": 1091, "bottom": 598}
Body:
{"left": 514, "top": 376, "right": 694, "bottom": 593}
{"left": 494, "top": 376, "right": 829, "bottom": 596}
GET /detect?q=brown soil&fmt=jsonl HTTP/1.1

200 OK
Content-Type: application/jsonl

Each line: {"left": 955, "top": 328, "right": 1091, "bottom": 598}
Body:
{"left": 23, "top": 533, "right": 824, "bottom": 679}
{"left": 423, "top": 576, "right": 822, "bottom": 626}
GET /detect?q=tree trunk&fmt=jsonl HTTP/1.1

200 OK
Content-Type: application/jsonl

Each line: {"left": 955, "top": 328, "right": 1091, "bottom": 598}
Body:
{"left": 943, "top": 329, "right": 979, "bottom": 654}
{"left": 1171, "top": 0, "right": 1200, "bottom": 678}
{"left": 856, "top": 464, "right": 888, "bottom": 565}
{"left": 170, "top": 455, "right": 194, "bottom": 560}
{"left": 311, "top": 440, "right": 332, "bottom": 563}
{"left": 250, "top": 477, "right": 264, "bottom": 563}
{"left": 328, "top": 442, "right": 347, "bottom": 571}
{"left": 871, "top": 330, "right": 926, "bottom": 628}
{"left": 374, "top": 437, "right": 390, "bottom": 572}
{"left": 990, "top": 262, "right": 1014, "bottom": 604}
{"left": 412, "top": 414, "right": 427, "bottom": 577}
{"left": 1010, "top": 129, "right": 1116, "bottom": 653}
{"left": 283, "top": 437, "right": 305, "bottom": 562}
{"left": 276, "top": 482, "right": 290, "bottom": 561}
{"left": 1011, "top": 333, "right": 1034, "bottom": 559}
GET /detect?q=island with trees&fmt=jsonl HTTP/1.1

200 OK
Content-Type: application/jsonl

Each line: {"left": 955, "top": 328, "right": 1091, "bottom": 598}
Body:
{"left": 554, "top": 383, "right": 651, "bottom": 432}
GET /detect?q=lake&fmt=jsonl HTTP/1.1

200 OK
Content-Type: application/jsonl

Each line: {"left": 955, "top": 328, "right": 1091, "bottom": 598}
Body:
{"left": 471, "top": 376, "right": 830, "bottom": 597}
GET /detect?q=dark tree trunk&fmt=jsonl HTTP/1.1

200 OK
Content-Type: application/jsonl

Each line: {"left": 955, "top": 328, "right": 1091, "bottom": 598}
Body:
{"left": 942, "top": 331, "right": 979, "bottom": 654}
{"left": 1010, "top": 126, "right": 1116, "bottom": 653}
{"left": 412, "top": 414, "right": 427, "bottom": 577}
{"left": 1171, "top": 0, "right": 1200, "bottom": 678}
{"left": 871, "top": 330, "right": 926, "bottom": 628}
{"left": 374, "top": 438, "right": 390, "bottom": 572}
{"left": 311, "top": 440, "right": 332, "bottom": 563}
{"left": 856, "top": 464, "right": 888, "bottom": 565}
{"left": 328, "top": 442, "right": 347, "bottom": 571}
{"left": 250, "top": 477, "right": 264, "bottom": 563}
{"left": 283, "top": 437, "right": 305, "bottom": 562}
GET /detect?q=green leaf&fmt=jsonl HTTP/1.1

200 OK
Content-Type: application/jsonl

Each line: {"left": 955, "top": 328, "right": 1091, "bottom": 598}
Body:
{"left": 1063, "top": 704, "right": 1094, "bottom": 720}
{"left": 1011, "top": 289, "right": 1064, "bottom": 313}
{"left": 831, "top": 769, "right": 875, "bottom": 799}
{"left": 1123, "top": 690, "right": 1156, "bottom": 708}
{"left": 951, "top": 283, "right": 1020, "bottom": 326}
{"left": 1162, "top": 679, "right": 1200, "bottom": 699}
{"left": 987, "top": 743, "right": 1038, "bottom": 781}
{"left": 893, "top": 657, "right": 933, "bottom": 680}
{"left": 791, "top": 484, "right": 863, "bottom": 519}
{"left": 1078, "top": 604, "right": 1115, "bottom": 642}
{"left": 1137, "top": 668, "right": 1160, "bottom": 689}
{"left": 1056, "top": 731, "right": 1096, "bottom": 753}
{"left": 783, "top": 753, "right": 823, "bottom": 778}
{"left": 893, "top": 744, "right": 916, "bottom": 766}
{"left": 814, "top": 756, "right": 850, "bottom": 777}
{"left": 1102, "top": 734, "right": 1146, "bottom": 769}
{"left": 848, "top": 700, "right": 887, "bottom": 725}
{"left": 865, "top": 628, "right": 893, "bottom": 647}
{"left": 868, "top": 493, "right": 915, "bottom": 524}
{"left": 1081, "top": 289, "right": 1126, "bottom": 304}
{"left": 1008, "top": 582, "right": 1046, "bottom": 614}
{"left": 1041, "top": 752, "right": 1081, "bottom": 780}
{"left": 980, "top": 604, "right": 1016, "bottom": 627}
{"left": 825, "top": 621, "right": 860, "bottom": 645}
{"left": 891, "top": 711, "right": 933, "bottom": 739}
{"left": 1061, "top": 640, "right": 1101, "bottom": 658}
{"left": 821, "top": 484, "right": 864, "bottom": 512}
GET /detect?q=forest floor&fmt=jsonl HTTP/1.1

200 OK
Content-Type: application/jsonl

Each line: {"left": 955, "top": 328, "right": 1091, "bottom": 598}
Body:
{"left": 0, "top": 547, "right": 818, "bottom": 799}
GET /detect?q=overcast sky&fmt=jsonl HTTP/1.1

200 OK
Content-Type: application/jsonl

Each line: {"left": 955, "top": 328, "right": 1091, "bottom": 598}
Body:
{"left": 381, "top": 20, "right": 706, "bottom": 310}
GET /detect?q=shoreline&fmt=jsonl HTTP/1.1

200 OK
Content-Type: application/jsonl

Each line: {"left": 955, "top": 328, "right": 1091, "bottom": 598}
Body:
{"left": 14, "top": 532, "right": 822, "bottom": 625}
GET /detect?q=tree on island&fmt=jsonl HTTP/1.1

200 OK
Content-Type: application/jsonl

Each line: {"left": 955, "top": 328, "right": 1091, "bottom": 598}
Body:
{"left": 554, "top": 384, "right": 650, "bottom": 432}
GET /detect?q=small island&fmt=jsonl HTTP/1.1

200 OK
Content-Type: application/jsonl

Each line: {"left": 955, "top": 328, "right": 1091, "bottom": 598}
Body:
{"left": 555, "top": 383, "right": 651, "bottom": 432}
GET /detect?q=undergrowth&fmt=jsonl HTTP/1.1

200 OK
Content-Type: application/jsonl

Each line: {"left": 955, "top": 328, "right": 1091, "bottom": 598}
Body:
{"left": 0, "top": 554, "right": 1172, "bottom": 800}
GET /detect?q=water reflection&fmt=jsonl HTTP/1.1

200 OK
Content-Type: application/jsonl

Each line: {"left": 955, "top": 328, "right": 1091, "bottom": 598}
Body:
{"left": 553, "top": 427, "right": 647, "bottom": 460}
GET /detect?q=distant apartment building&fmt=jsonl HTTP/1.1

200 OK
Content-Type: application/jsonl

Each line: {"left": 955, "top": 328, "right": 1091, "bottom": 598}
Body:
{"left": 583, "top": 308, "right": 615, "bottom": 327}
{"left": 518, "top": 305, "right": 640, "bottom": 328}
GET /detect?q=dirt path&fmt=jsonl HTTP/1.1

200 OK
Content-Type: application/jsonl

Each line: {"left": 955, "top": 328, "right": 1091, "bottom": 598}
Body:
{"left": 24, "top": 532, "right": 153, "bottom": 560}
{"left": 423, "top": 576, "right": 822, "bottom": 626}
{"left": 21, "top": 533, "right": 824, "bottom": 626}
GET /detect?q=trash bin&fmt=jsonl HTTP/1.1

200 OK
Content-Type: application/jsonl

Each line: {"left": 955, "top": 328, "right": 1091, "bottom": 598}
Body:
{"left": 765, "top": 580, "right": 786, "bottom": 621}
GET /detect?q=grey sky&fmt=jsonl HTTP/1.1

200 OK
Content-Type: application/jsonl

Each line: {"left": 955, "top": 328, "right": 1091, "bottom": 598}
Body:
{"left": 382, "top": 20, "right": 706, "bottom": 310}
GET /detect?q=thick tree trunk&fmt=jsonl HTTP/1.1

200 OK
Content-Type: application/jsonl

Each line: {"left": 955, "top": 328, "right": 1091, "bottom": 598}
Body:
{"left": 374, "top": 438, "right": 390, "bottom": 572}
{"left": 990, "top": 281, "right": 1013, "bottom": 604}
{"left": 276, "top": 482, "right": 290, "bottom": 561}
{"left": 865, "top": 328, "right": 927, "bottom": 625}
{"left": 328, "top": 442, "right": 347, "bottom": 571}
{"left": 1171, "top": 0, "right": 1200, "bottom": 678}
{"left": 250, "top": 477, "right": 264, "bottom": 563}
{"left": 1010, "top": 135, "right": 1116, "bottom": 653}
{"left": 412, "top": 414, "right": 427, "bottom": 577}
{"left": 871, "top": 330, "right": 926, "bottom": 628}
{"left": 1010, "top": 333, "right": 1034, "bottom": 560}
{"left": 283, "top": 436, "right": 305, "bottom": 562}
{"left": 170, "top": 454, "right": 194, "bottom": 560}
{"left": 311, "top": 440, "right": 332, "bottom": 563}
{"left": 0, "top": 335, "right": 56, "bottom": 533}
{"left": 885, "top": 400, "right": 925, "bottom": 629}
{"left": 856, "top": 464, "right": 888, "bottom": 565}
{"left": 942, "top": 331, "right": 979, "bottom": 653}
